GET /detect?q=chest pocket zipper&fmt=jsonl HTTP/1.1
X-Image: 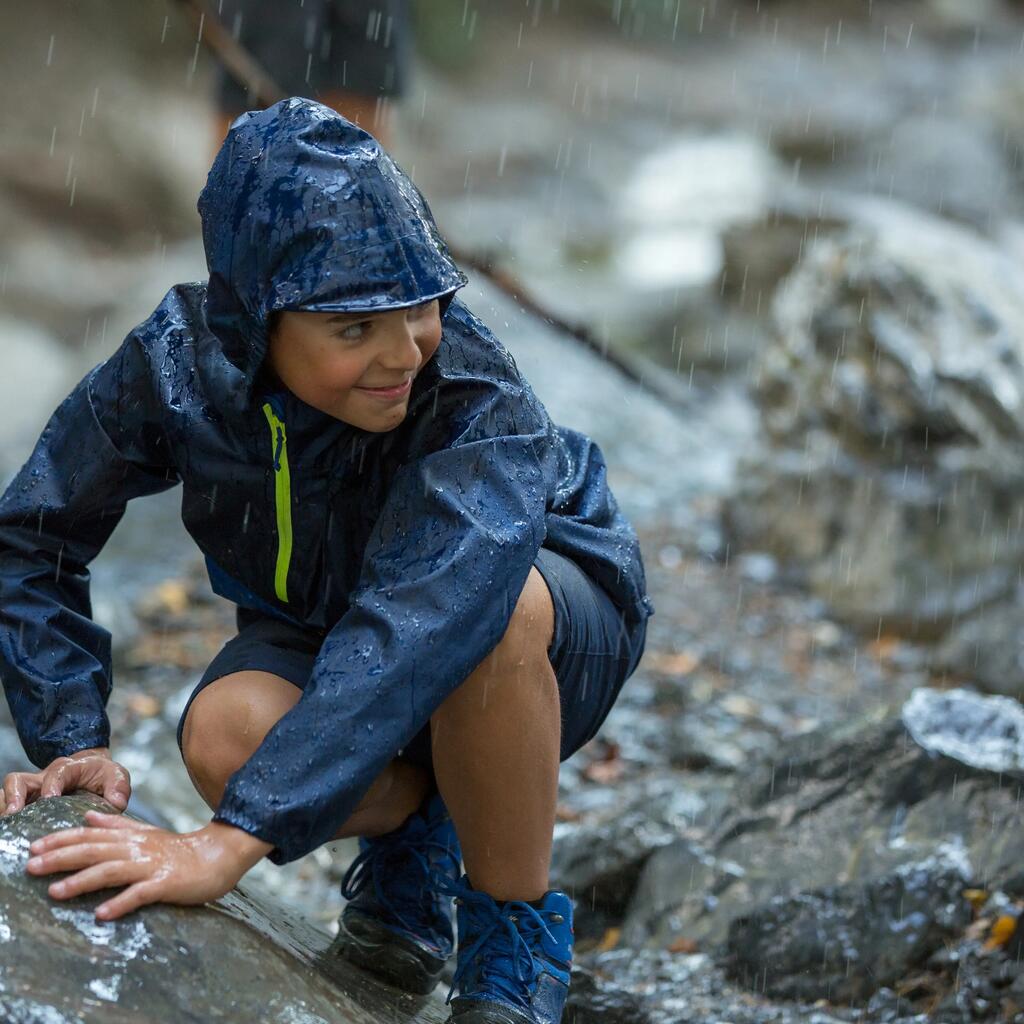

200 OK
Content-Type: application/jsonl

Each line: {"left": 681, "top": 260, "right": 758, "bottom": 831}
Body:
{"left": 262, "top": 402, "right": 293, "bottom": 603}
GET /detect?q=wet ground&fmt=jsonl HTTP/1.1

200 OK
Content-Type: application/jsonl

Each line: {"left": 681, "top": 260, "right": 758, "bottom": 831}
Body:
{"left": 3, "top": 1, "right": 1024, "bottom": 1020}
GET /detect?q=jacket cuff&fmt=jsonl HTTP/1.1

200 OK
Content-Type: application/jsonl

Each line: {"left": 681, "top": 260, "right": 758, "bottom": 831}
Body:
{"left": 212, "top": 804, "right": 291, "bottom": 866}
{"left": 30, "top": 727, "right": 111, "bottom": 770}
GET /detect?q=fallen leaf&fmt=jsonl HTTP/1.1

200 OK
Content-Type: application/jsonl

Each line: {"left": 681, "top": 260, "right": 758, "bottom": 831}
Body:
{"left": 668, "top": 936, "right": 699, "bottom": 954}
{"left": 646, "top": 650, "right": 701, "bottom": 676}
{"left": 984, "top": 914, "right": 1019, "bottom": 951}
{"left": 963, "top": 888, "right": 989, "bottom": 911}
{"left": 721, "top": 694, "right": 761, "bottom": 717}
{"left": 583, "top": 758, "right": 624, "bottom": 785}
{"left": 140, "top": 579, "right": 191, "bottom": 617}
{"left": 867, "top": 635, "right": 902, "bottom": 661}
{"left": 597, "top": 927, "right": 620, "bottom": 952}
{"left": 126, "top": 694, "right": 161, "bottom": 718}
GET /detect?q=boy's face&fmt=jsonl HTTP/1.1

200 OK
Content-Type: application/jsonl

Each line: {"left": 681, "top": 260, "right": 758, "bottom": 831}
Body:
{"left": 266, "top": 300, "right": 442, "bottom": 431}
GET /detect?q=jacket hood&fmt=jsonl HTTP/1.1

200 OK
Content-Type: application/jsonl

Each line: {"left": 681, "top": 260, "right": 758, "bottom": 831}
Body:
{"left": 197, "top": 97, "right": 467, "bottom": 396}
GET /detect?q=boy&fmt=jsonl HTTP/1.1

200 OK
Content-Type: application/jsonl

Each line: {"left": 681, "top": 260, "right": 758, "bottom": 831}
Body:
{"left": 0, "top": 98, "right": 652, "bottom": 1024}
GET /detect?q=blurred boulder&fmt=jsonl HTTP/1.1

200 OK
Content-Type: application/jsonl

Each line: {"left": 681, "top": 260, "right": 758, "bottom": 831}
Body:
{"left": 0, "top": 317, "right": 76, "bottom": 476}
{"left": 614, "top": 689, "right": 1024, "bottom": 977}
{"left": 725, "top": 850, "right": 973, "bottom": 1003}
{"left": 934, "top": 602, "right": 1024, "bottom": 699}
{"left": 724, "top": 202, "right": 1024, "bottom": 636}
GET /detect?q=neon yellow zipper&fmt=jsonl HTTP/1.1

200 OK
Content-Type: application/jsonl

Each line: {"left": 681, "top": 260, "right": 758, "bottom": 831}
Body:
{"left": 262, "top": 402, "right": 293, "bottom": 603}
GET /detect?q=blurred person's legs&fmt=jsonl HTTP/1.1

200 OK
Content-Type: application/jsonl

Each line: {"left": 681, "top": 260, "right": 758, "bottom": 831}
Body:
{"left": 211, "top": 0, "right": 411, "bottom": 152}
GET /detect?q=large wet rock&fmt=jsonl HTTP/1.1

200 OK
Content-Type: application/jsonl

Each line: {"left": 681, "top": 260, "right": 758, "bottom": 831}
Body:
{"left": 723, "top": 203, "right": 1024, "bottom": 636}
{"left": 725, "top": 849, "right": 973, "bottom": 1002}
{"left": 902, "top": 687, "right": 1024, "bottom": 777}
{"left": 618, "top": 688, "right": 1024, "bottom": 1008}
{"left": 0, "top": 795, "right": 448, "bottom": 1023}
{"left": 550, "top": 772, "right": 713, "bottom": 942}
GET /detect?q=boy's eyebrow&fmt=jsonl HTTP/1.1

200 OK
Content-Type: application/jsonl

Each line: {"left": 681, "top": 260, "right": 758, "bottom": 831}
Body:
{"left": 324, "top": 312, "right": 370, "bottom": 324}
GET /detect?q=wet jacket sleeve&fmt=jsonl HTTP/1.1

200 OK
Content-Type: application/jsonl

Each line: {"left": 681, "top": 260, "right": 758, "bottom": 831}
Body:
{"left": 213, "top": 378, "right": 549, "bottom": 863}
{"left": 0, "top": 338, "right": 179, "bottom": 767}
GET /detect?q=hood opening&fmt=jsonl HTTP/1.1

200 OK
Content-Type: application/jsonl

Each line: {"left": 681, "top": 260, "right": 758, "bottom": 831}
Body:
{"left": 198, "top": 97, "right": 467, "bottom": 403}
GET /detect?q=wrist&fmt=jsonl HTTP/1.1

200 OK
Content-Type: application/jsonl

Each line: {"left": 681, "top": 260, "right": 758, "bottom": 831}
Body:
{"left": 67, "top": 746, "right": 110, "bottom": 760}
{"left": 202, "top": 821, "right": 274, "bottom": 872}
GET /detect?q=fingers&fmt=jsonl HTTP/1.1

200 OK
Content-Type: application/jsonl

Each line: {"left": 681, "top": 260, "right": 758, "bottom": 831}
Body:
{"left": 45, "top": 860, "right": 146, "bottom": 902}
{"left": 84, "top": 810, "right": 152, "bottom": 830}
{"left": 30, "top": 826, "right": 128, "bottom": 854}
{"left": 38, "top": 758, "right": 78, "bottom": 800}
{"left": 26, "top": 842, "right": 130, "bottom": 877}
{"left": 2, "top": 773, "right": 40, "bottom": 816}
{"left": 83, "top": 761, "right": 131, "bottom": 811}
{"left": 96, "top": 879, "right": 164, "bottom": 921}
{"left": 3, "top": 757, "right": 131, "bottom": 816}
{"left": 101, "top": 775, "right": 131, "bottom": 811}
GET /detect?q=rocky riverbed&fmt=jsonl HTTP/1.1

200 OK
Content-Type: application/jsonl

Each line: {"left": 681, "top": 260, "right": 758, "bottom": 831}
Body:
{"left": 3, "top": 0, "right": 1024, "bottom": 1021}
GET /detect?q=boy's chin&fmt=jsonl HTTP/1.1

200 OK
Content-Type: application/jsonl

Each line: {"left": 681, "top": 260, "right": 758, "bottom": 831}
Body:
{"left": 327, "top": 406, "right": 408, "bottom": 432}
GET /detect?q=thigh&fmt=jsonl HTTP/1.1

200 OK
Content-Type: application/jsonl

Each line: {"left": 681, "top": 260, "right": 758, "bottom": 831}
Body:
{"left": 534, "top": 547, "right": 647, "bottom": 761}
{"left": 399, "top": 547, "right": 647, "bottom": 769}
{"left": 180, "top": 671, "right": 303, "bottom": 759}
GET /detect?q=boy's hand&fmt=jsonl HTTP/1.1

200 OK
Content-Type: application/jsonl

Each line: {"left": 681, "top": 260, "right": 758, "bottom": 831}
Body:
{"left": 1, "top": 747, "right": 131, "bottom": 816}
{"left": 25, "top": 812, "right": 273, "bottom": 920}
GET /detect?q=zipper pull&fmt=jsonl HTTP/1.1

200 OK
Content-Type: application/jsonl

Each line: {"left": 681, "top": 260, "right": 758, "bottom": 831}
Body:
{"left": 273, "top": 426, "right": 284, "bottom": 471}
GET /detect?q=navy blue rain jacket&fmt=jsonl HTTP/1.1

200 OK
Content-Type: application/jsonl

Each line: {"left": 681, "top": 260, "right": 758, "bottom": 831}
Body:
{"left": 0, "top": 98, "right": 654, "bottom": 863}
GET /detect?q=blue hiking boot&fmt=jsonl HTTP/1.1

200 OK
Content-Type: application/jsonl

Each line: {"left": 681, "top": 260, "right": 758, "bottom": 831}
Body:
{"left": 440, "top": 874, "right": 574, "bottom": 1024}
{"left": 332, "top": 789, "right": 462, "bottom": 995}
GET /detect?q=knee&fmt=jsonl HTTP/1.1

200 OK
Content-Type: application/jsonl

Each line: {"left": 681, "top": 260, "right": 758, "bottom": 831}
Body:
{"left": 181, "top": 672, "right": 301, "bottom": 801}
{"left": 432, "top": 567, "right": 556, "bottom": 727}
{"left": 491, "top": 565, "right": 555, "bottom": 668}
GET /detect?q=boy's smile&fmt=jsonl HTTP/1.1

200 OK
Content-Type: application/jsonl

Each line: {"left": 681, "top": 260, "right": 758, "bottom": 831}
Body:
{"left": 266, "top": 300, "right": 442, "bottom": 430}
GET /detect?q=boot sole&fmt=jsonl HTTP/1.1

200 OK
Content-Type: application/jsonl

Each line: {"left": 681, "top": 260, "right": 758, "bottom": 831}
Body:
{"left": 331, "top": 914, "right": 446, "bottom": 996}
{"left": 448, "top": 1007, "right": 533, "bottom": 1024}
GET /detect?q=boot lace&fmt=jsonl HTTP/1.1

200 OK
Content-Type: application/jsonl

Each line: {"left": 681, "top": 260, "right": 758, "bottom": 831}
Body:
{"left": 434, "top": 876, "right": 563, "bottom": 1010}
{"left": 340, "top": 824, "right": 459, "bottom": 938}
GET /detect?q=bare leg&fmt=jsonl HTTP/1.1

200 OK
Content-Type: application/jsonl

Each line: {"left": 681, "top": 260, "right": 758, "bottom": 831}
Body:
{"left": 181, "top": 670, "right": 431, "bottom": 840}
{"left": 430, "top": 566, "right": 559, "bottom": 902}
{"left": 183, "top": 564, "right": 560, "bottom": 893}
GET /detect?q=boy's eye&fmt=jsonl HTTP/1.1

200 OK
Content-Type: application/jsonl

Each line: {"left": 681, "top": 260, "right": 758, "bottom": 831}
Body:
{"left": 335, "top": 322, "right": 371, "bottom": 341}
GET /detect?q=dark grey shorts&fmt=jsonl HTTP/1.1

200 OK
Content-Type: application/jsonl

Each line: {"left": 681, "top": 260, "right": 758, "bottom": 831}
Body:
{"left": 176, "top": 547, "right": 647, "bottom": 766}
{"left": 213, "top": 0, "right": 413, "bottom": 112}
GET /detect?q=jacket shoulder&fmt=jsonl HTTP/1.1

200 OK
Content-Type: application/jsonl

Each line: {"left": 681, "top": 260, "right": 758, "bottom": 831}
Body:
{"left": 434, "top": 297, "right": 527, "bottom": 386}
{"left": 122, "top": 282, "right": 207, "bottom": 358}
{"left": 88, "top": 282, "right": 207, "bottom": 462}
{"left": 398, "top": 298, "right": 554, "bottom": 455}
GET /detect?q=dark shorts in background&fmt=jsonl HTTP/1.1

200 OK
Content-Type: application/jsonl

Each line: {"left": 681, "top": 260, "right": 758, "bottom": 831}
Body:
{"left": 176, "top": 547, "right": 647, "bottom": 767}
{"left": 213, "top": 0, "right": 413, "bottom": 113}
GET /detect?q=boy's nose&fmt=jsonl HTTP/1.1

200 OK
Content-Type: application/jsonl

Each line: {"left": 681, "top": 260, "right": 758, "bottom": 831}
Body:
{"left": 380, "top": 324, "right": 424, "bottom": 370}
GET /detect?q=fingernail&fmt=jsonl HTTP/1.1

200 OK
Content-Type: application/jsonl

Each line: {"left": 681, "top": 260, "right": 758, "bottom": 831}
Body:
{"left": 50, "top": 882, "right": 66, "bottom": 896}
{"left": 26, "top": 857, "right": 40, "bottom": 869}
